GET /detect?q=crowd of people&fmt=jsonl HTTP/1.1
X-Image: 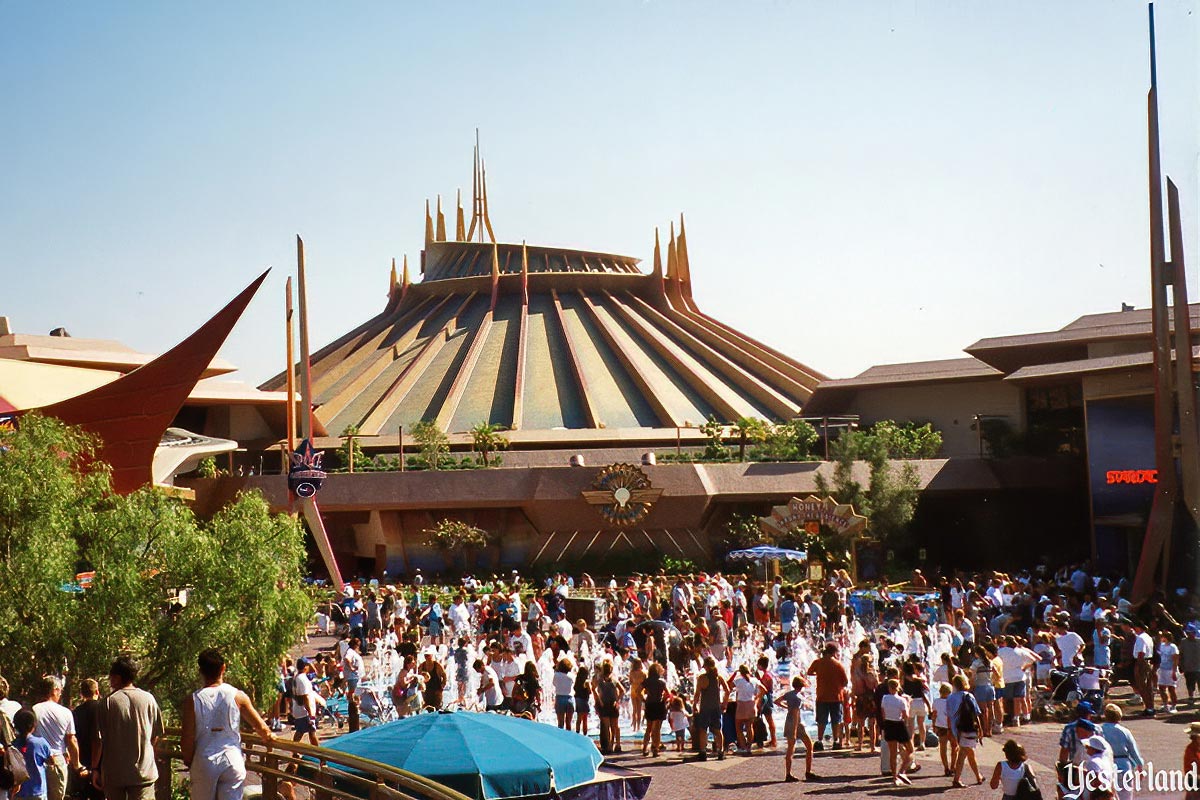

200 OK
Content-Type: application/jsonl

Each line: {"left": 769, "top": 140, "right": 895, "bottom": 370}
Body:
{"left": 303, "top": 561, "right": 1200, "bottom": 797}
{"left": 4, "top": 560, "right": 1199, "bottom": 800}
{"left": 0, "top": 652, "right": 274, "bottom": 800}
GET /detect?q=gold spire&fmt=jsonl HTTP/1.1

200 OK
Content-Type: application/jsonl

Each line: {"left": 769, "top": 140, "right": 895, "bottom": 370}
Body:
{"left": 455, "top": 189, "right": 466, "bottom": 241}
{"left": 481, "top": 161, "right": 496, "bottom": 242}
{"left": 467, "top": 131, "right": 481, "bottom": 242}
{"left": 389, "top": 257, "right": 398, "bottom": 294}
{"left": 466, "top": 131, "right": 497, "bottom": 243}
{"left": 424, "top": 199, "right": 434, "bottom": 248}
{"left": 677, "top": 213, "right": 691, "bottom": 284}
{"left": 651, "top": 227, "right": 663, "bottom": 281}
{"left": 436, "top": 195, "right": 446, "bottom": 242}
{"left": 666, "top": 221, "right": 678, "bottom": 281}
{"left": 401, "top": 254, "right": 410, "bottom": 289}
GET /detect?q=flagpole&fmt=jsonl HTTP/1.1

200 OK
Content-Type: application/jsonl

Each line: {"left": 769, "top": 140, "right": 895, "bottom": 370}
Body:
{"left": 285, "top": 277, "right": 296, "bottom": 459}
{"left": 297, "top": 236, "right": 313, "bottom": 441}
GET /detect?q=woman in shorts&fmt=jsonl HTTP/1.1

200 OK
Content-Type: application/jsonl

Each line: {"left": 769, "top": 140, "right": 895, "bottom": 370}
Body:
{"left": 774, "top": 675, "right": 815, "bottom": 782}
{"left": 640, "top": 663, "right": 669, "bottom": 757}
{"left": 1159, "top": 631, "right": 1180, "bottom": 713}
{"left": 970, "top": 645, "right": 998, "bottom": 738}
{"left": 931, "top": 682, "right": 957, "bottom": 776}
{"left": 852, "top": 653, "right": 879, "bottom": 753}
{"left": 573, "top": 666, "right": 591, "bottom": 736}
{"left": 552, "top": 658, "right": 575, "bottom": 730}
{"left": 594, "top": 661, "right": 624, "bottom": 755}
{"left": 880, "top": 679, "right": 915, "bottom": 786}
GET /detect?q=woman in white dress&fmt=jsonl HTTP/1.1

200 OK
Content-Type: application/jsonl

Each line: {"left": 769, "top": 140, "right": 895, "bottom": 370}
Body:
{"left": 181, "top": 649, "right": 274, "bottom": 800}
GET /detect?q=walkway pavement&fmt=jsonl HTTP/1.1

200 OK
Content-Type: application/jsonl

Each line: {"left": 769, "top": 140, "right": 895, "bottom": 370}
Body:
{"left": 608, "top": 688, "right": 1194, "bottom": 799}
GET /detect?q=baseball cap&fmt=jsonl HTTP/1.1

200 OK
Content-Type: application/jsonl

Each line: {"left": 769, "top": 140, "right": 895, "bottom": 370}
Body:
{"left": 296, "top": 657, "right": 312, "bottom": 669}
{"left": 1075, "top": 701, "right": 1095, "bottom": 716}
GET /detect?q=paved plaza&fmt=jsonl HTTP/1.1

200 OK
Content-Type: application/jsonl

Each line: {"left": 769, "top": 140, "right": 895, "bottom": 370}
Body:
{"left": 605, "top": 693, "right": 1193, "bottom": 799}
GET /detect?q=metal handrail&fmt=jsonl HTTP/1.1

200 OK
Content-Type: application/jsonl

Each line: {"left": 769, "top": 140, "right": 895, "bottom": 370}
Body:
{"left": 157, "top": 728, "right": 473, "bottom": 800}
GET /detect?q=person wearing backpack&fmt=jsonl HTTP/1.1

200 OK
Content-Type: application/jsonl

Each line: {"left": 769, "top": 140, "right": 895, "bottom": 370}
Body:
{"left": 11, "top": 710, "right": 50, "bottom": 800}
{"left": 990, "top": 739, "right": 1043, "bottom": 800}
{"left": 946, "top": 674, "right": 984, "bottom": 787}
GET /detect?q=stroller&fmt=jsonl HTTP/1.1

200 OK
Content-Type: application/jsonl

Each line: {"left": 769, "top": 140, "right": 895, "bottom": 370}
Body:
{"left": 1044, "top": 666, "right": 1107, "bottom": 720}
{"left": 357, "top": 682, "right": 397, "bottom": 726}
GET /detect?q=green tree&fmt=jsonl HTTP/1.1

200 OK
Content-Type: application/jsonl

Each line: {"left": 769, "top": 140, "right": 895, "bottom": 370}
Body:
{"left": 196, "top": 457, "right": 218, "bottom": 479}
{"left": 0, "top": 414, "right": 311, "bottom": 711}
{"left": 756, "top": 419, "right": 820, "bottom": 461}
{"left": 733, "top": 417, "right": 769, "bottom": 462}
{"left": 411, "top": 420, "right": 450, "bottom": 471}
{"left": 720, "top": 512, "right": 769, "bottom": 552}
{"left": 336, "top": 424, "right": 368, "bottom": 473}
{"left": 470, "top": 422, "right": 508, "bottom": 467}
{"left": 815, "top": 427, "right": 921, "bottom": 551}
{"left": 871, "top": 420, "right": 943, "bottom": 459}
{"left": 700, "top": 415, "right": 730, "bottom": 461}
{"left": 425, "top": 519, "right": 490, "bottom": 569}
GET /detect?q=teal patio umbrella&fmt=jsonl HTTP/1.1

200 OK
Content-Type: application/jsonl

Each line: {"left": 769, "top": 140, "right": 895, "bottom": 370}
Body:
{"left": 322, "top": 711, "right": 603, "bottom": 800}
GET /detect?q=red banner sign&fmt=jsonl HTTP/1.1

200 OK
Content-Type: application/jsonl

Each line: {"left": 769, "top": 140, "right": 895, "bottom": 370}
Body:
{"left": 1106, "top": 469, "right": 1158, "bottom": 485}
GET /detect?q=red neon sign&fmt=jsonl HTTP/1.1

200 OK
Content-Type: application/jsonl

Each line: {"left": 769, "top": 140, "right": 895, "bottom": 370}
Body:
{"left": 1106, "top": 469, "right": 1158, "bottom": 485}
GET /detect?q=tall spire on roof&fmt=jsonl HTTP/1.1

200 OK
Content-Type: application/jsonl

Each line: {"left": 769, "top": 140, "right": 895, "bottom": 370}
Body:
{"left": 402, "top": 255, "right": 410, "bottom": 290}
{"left": 666, "top": 221, "right": 678, "bottom": 282}
{"left": 455, "top": 189, "right": 466, "bottom": 241}
{"left": 424, "top": 199, "right": 434, "bottom": 248}
{"left": 677, "top": 213, "right": 691, "bottom": 284}
{"left": 389, "top": 257, "right": 398, "bottom": 295}
{"left": 651, "top": 227, "right": 663, "bottom": 284}
{"left": 466, "top": 130, "right": 496, "bottom": 243}
{"left": 436, "top": 195, "right": 446, "bottom": 242}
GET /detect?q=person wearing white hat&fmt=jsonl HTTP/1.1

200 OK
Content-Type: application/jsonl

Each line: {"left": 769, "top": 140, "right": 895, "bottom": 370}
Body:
{"left": 1079, "top": 735, "right": 1117, "bottom": 798}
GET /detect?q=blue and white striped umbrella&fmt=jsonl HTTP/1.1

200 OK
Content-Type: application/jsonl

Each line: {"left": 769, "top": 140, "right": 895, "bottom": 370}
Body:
{"left": 726, "top": 545, "right": 807, "bottom": 563}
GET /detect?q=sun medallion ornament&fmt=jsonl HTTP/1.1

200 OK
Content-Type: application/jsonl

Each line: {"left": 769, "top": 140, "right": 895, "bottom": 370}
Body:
{"left": 581, "top": 464, "right": 663, "bottom": 526}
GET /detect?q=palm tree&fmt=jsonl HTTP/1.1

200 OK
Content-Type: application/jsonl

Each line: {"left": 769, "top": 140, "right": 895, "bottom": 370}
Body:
{"left": 470, "top": 421, "right": 508, "bottom": 467}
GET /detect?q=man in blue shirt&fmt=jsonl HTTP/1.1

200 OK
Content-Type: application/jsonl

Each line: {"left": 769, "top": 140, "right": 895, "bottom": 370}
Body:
{"left": 13, "top": 709, "right": 51, "bottom": 800}
{"left": 779, "top": 592, "right": 798, "bottom": 639}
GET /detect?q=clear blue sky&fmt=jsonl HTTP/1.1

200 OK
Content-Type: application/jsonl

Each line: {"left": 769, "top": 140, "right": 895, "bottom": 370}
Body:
{"left": 2, "top": 1, "right": 1196, "bottom": 386}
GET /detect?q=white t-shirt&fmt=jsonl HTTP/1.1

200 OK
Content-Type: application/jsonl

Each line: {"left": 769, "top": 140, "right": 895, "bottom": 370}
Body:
{"left": 0, "top": 698, "right": 19, "bottom": 720}
{"left": 1160, "top": 642, "right": 1180, "bottom": 673}
{"left": 998, "top": 647, "right": 1037, "bottom": 684}
{"left": 669, "top": 709, "right": 689, "bottom": 732}
{"left": 880, "top": 693, "right": 908, "bottom": 722}
{"left": 479, "top": 666, "right": 503, "bottom": 707}
{"left": 343, "top": 648, "right": 364, "bottom": 680}
{"left": 733, "top": 676, "right": 763, "bottom": 702}
{"left": 552, "top": 671, "right": 574, "bottom": 696}
{"left": 510, "top": 631, "right": 533, "bottom": 656}
{"left": 932, "top": 696, "right": 948, "bottom": 727}
{"left": 31, "top": 700, "right": 75, "bottom": 756}
{"left": 450, "top": 603, "right": 471, "bottom": 631}
{"left": 1056, "top": 632, "right": 1085, "bottom": 666}
{"left": 493, "top": 660, "right": 519, "bottom": 698}
{"left": 290, "top": 672, "right": 312, "bottom": 719}
{"left": 1133, "top": 632, "right": 1155, "bottom": 660}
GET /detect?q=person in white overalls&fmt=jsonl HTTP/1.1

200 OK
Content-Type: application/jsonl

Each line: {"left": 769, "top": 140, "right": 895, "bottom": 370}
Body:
{"left": 181, "top": 649, "right": 275, "bottom": 800}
